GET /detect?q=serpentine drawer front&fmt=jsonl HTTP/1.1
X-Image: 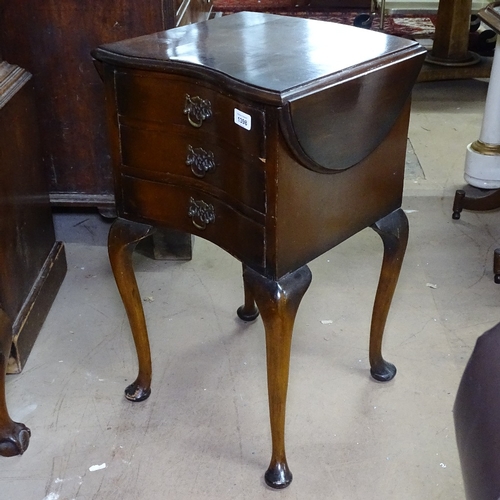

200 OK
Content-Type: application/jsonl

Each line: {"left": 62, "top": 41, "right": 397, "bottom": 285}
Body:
{"left": 115, "top": 69, "right": 267, "bottom": 253}
{"left": 93, "top": 12, "right": 426, "bottom": 489}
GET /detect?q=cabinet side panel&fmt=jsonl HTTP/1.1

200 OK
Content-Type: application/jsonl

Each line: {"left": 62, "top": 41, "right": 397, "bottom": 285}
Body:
{"left": 0, "top": 77, "right": 56, "bottom": 318}
{"left": 273, "top": 101, "right": 411, "bottom": 279}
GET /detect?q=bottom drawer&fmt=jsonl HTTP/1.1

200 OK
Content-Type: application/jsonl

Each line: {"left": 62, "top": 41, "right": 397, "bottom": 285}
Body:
{"left": 120, "top": 176, "right": 266, "bottom": 270}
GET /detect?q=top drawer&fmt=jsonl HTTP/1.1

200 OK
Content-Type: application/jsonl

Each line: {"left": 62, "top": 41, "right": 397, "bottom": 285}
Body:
{"left": 115, "top": 70, "right": 266, "bottom": 159}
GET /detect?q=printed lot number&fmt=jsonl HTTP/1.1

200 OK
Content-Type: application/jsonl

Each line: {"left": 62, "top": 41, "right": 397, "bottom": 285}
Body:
{"left": 234, "top": 108, "right": 251, "bottom": 131}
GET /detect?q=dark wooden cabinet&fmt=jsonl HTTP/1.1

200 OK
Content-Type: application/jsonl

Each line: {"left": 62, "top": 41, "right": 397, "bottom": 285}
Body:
{"left": 0, "top": 0, "right": 212, "bottom": 213}
{"left": 0, "top": 61, "right": 67, "bottom": 375}
{"left": 0, "top": 59, "right": 66, "bottom": 456}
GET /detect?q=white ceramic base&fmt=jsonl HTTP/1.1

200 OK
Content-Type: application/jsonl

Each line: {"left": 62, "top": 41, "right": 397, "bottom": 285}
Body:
{"left": 464, "top": 143, "right": 500, "bottom": 189}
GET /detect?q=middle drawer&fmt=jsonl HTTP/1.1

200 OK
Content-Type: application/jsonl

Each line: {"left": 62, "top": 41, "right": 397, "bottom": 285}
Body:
{"left": 119, "top": 121, "right": 266, "bottom": 214}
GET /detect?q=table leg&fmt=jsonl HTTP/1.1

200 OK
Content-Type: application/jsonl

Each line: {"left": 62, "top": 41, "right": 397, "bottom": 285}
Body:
{"left": 108, "top": 218, "right": 155, "bottom": 402}
{"left": 0, "top": 308, "right": 30, "bottom": 457}
{"left": 369, "top": 208, "right": 408, "bottom": 382}
{"left": 428, "top": 0, "right": 477, "bottom": 65}
{"left": 243, "top": 265, "right": 312, "bottom": 489}
{"left": 236, "top": 264, "right": 259, "bottom": 322}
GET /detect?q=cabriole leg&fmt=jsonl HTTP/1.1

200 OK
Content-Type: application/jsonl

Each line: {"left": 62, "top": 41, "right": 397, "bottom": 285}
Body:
{"left": 243, "top": 265, "right": 312, "bottom": 489}
{"left": 0, "top": 309, "right": 30, "bottom": 456}
{"left": 108, "top": 218, "right": 155, "bottom": 402}
{"left": 236, "top": 264, "right": 259, "bottom": 322}
{"left": 370, "top": 208, "right": 409, "bottom": 382}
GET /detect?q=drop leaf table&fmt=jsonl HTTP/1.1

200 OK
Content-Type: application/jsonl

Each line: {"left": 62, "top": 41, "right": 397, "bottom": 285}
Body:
{"left": 93, "top": 12, "right": 425, "bottom": 488}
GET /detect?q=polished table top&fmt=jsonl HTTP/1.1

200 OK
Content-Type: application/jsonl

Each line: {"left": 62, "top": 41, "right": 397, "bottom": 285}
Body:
{"left": 94, "top": 11, "right": 422, "bottom": 102}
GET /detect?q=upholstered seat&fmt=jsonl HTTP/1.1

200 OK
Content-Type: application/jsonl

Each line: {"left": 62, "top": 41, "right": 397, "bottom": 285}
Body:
{"left": 454, "top": 322, "right": 500, "bottom": 500}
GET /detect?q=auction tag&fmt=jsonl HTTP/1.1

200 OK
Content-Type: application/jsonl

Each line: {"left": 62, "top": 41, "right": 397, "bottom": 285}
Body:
{"left": 234, "top": 108, "right": 251, "bottom": 131}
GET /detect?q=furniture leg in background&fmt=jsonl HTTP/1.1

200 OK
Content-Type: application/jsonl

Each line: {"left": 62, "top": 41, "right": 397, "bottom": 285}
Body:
{"left": 0, "top": 309, "right": 30, "bottom": 457}
{"left": 452, "top": 2, "right": 500, "bottom": 282}
{"left": 418, "top": 0, "right": 492, "bottom": 81}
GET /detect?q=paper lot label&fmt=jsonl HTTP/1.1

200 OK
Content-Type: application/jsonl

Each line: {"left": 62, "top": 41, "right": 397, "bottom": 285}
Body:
{"left": 234, "top": 108, "right": 251, "bottom": 131}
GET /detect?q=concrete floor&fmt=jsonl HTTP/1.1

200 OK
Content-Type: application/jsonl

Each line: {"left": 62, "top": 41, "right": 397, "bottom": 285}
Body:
{"left": 2, "top": 78, "right": 498, "bottom": 499}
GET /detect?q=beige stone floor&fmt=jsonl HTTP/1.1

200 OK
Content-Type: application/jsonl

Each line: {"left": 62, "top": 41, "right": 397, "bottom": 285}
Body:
{"left": 2, "top": 78, "right": 497, "bottom": 499}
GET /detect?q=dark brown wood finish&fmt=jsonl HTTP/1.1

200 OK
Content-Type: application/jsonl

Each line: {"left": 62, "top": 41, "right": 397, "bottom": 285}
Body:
{"left": 0, "top": 61, "right": 66, "bottom": 456}
{"left": 94, "top": 12, "right": 425, "bottom": 487}
{"left": 0, "top": 309, "right": 30, "bottom": 457}
{"left": 108, "top": 218, "right": 155, "bottom": 402}
{"left": 370, "top": 208, "right": 409, "bottom": 381}
{"left": 236, "top": 265, "right": 260, "bottom": 322}
{"left": 243, "top": 265, "right": 312, "bottom": 488}
{"left": 479, "top": 0, "right": 500, "bottom": 29}
{"left": 0, "top": 0, "right": 211, "bottom": 210}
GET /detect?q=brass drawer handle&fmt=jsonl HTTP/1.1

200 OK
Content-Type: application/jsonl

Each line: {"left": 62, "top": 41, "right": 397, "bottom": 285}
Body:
{"left": 186, "top": 145, "right": 216, "bottom": 178}
{"left": 184, "top": 94, "right": 212, "bottom": 128}
{"left": 188, "top": 197, "right": 215, "bottom": 230}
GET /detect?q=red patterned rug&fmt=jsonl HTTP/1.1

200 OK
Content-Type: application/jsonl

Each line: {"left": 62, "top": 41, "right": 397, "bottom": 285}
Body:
{"left": 213, "top": 1, "right": 437, "bottom": 39}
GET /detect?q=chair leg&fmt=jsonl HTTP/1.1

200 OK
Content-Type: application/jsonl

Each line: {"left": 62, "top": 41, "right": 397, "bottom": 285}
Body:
{"left": 108, "top": 218, "right": 155, "bottom": 402}
{"left": 452, "top": 187, "right": 500, "bottom": 283}
{"left": 369, "top": 208, "right": 409, "bottom": 382}
{"left": 237, "top": 264, "right": 259, "bottom": 322}
{"left": 378, "top": 0, "right": 386, "bottom": 30}
{"left": 243, "top": 265, "right": 312, "bottom": 489}
{"left": 0, "top": 309, "right": 30, "bottom": 457}
{"left": 452, "top": 186, "right": 500, "bottom": 220}
{"left": 494, "top": 249, "right": 500, "bottom": 284}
